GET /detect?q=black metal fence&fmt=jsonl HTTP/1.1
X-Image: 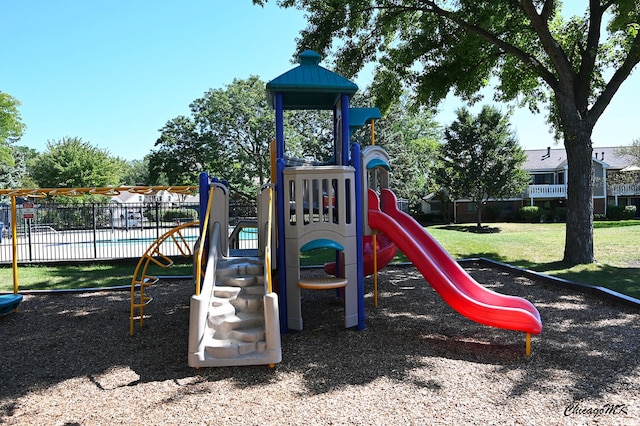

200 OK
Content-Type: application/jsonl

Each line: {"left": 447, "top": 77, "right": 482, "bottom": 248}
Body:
{"left": 0, "top": 201, "right": 257, "bottom": 264}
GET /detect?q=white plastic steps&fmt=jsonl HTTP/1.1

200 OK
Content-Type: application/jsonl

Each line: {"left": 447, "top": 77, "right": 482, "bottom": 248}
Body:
{"left": 204, "top": 260, "right": 270, "bottom": 360}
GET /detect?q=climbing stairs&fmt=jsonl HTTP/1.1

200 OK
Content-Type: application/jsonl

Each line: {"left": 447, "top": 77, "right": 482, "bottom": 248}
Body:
{"left": 129, "top": 221, "right": 199, "bottom": 336}
{"left": 189, "top": 257, "right": 281, "bottom": 367}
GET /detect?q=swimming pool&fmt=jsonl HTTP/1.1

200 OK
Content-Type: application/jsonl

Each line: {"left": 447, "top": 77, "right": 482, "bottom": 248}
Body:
{"left": 3, "top": 226, "right": 259, "bottom": 263}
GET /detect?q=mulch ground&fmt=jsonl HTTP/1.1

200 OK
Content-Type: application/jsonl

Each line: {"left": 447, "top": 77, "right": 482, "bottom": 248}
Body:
{"left": 0, "top": 263, "right": 638, "bottom": 425}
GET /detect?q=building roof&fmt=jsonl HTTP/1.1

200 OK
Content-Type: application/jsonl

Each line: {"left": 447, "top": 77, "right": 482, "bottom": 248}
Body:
{"left": 524, "top": 146, "right": 636, "bottom": 171}
{"left": 266, "top": 50, "right": 358, "bottom": 110}
{"left": 111, "top": 191, "right": 143, "bottom": 204}
{"left": 524, "top": 148, "right": 567, "bottom": 170}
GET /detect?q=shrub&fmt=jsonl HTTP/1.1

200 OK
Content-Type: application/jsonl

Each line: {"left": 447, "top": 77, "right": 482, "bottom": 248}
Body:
{"left": 594, "top": 213, "right": 607, "bottom": 221}
{"left": 624, "top": 205, "right": 637, "bottom": 218}
{"left": 162, "top": 208, "right": 198, "bottom": 223}
{"left": 607, "top": 205, "right": 636, "bottom": 220}
{"left": 411, "top": 212, "right": 445, "bottom": 225}
{"left": 519, "top": 206, "right": 542, "bottom": 223}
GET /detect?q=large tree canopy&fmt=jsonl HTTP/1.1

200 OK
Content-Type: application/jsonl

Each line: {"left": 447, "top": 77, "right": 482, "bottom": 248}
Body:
{"left": 436, "top": 106, "right": 529, "bottom": 228}
{"left": 150, "top": 76, "right": 273, "bottom": 203}
{"left": 353, "top": 92, "right": 442, "bottom": 209}
{"left": 254, "top": 0, "right": 640, "bottom": 264}
{"left": 151, "top": 77, "right": 442, "bottom": 207}
{"left": 0, "top": 145, "right": 38, "bottom": 189}
{"left": 32, "top": 137, "right": 122, "bottom": 189}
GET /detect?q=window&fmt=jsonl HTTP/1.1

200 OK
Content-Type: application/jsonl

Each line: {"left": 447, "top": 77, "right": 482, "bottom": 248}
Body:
{"left": 532, "top": 173, "right": 553, "bottom": 184}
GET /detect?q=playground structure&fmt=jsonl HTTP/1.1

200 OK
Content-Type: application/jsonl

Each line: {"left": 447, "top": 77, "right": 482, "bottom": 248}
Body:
{"left": 0, "top": 52, "right": 541, "bottom": 364}
{"left": 182, "top": 50, "right": 541, "bottom": 368}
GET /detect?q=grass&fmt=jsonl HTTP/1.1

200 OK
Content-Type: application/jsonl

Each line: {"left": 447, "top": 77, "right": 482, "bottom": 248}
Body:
{"left": 2, "top": 221, "right": 639, "bottom": 299}
{"left": 0, "top": 259, "right": 194, "bottom": 292}
{"left": 427, "top": 221, "right": 640, "bottom": 298}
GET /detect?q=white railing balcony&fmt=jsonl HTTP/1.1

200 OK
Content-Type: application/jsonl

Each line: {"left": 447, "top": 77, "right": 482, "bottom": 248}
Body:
{"left": 609, "top": 183, "right": 640, "bottom": 196}
{"left": 526, "top": 184, "right": 567, "bottom": 198}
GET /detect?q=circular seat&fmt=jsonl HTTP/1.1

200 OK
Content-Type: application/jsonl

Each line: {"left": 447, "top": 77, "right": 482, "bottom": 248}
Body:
{"left": 297, "top": 277, "right": 348, "bottom": 290}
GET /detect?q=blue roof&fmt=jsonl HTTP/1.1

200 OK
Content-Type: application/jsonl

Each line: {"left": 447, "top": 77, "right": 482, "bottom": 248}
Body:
{"left": 349, "top": 107, "right": 381, "bottom": 136}
{"left": 266, "top": 50, "right": 358, "bottom": 110}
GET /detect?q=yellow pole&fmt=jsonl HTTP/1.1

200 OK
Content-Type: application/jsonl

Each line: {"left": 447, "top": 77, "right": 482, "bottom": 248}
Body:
{"left": 525, "top": 332, "right": 531, "bottom": 356}
{"left": 371, "top": 120, "right": 375, "bottom": 146}
{"left": 11, "top": 196, "right": 19, "bottom": 295}
{"left": 373, "top": 234, "right": 378, "bottom": 307}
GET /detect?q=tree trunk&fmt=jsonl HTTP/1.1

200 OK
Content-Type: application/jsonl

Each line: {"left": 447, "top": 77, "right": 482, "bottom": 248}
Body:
{"left": 563, "top": 127, "right": 595, "bottom": 264}
{"left": 476, "top": 200, "right": 482, "bottom": 229}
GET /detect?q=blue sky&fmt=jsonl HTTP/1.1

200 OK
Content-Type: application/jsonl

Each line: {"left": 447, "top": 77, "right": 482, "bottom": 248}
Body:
{"left": 2, "top": 1, "right": 639, "bottom": 161}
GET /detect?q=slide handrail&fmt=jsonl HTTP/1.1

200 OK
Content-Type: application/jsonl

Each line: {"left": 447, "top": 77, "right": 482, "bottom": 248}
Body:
{"left": 264, "top": 184, "right": 275, "bottom": 294}
{"left": 229, "top": 220, "right": 258, "bottom": 249}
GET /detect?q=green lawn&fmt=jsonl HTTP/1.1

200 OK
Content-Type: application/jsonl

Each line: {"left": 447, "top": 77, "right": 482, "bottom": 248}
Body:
{"left": 426, "top": 221, "right": 640, "bottom": 298}
{"left": 0, "top": 260, "right": 194, "bottom": 292}
{"left": 2, "top": 221, "right": 639, "bottom": 299}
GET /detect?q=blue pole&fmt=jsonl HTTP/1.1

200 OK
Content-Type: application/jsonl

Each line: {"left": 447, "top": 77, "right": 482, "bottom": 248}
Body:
{"left": 351, "top": 142, "right": 365, "bottom": 330}
{"left": 275, "top": 94, "right": 285, "bottom": 160}
{"left": 197, "top": 172, "right": 210, "bottom": 294}
{"left": 274, "top": 93, "right": 288, "bottom": 333}
{"left": 333, "top": 105, "right": 338, "bottom": 165}
{"left": 198, "top": 172, "right": 209, "bottom": 236}
{"left": 276, "top": 157, "right": 287, "bottom": 334}
{"left": 341, "top": 94, "right": 351, "bottom": 165}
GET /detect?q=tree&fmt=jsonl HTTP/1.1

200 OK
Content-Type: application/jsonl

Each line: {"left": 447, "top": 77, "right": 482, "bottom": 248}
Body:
{"left": 149, "top": 115, "right": 221, "bottom": 186}
{"left": 617, "top": 138, "right": 640, "bottom": 165}
{"left": 611, "top": 138, "right": 640, "bottom": 187}
{"left": 0, "top": 92, "right": 27, "bottom": 174}
{"left": 255, "top": 0, "right": 640, "bottom": 264}
{"left": 152, "top": 76, "right": 346, "bottom": 202}
{"left": 356, "top": 92, "right": 442, "bottom": 209}
{"left": 120, "top": 156, "right": 151, "bottom": 186}
{"left": 0, "top": 145, "right": 39, "bottom": 189}
{"left": 284, "top": 109, "right": 334, "bottom": 162}
{"left": 150, "top": 77, "right": 273, "bottom": 203}
{"left": 31, "top": 137, "right": 122, "bottom": 189}
{"left": 436, "top": 106, "right": 529, "bottom": 228}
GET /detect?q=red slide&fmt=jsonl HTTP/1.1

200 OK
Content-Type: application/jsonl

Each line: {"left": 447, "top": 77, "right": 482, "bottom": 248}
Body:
{"left": 369, "top": 189, "right": 542, "bottom": 335}
{"left": 324, "top": 233, "right": 397, "bottom": 277}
